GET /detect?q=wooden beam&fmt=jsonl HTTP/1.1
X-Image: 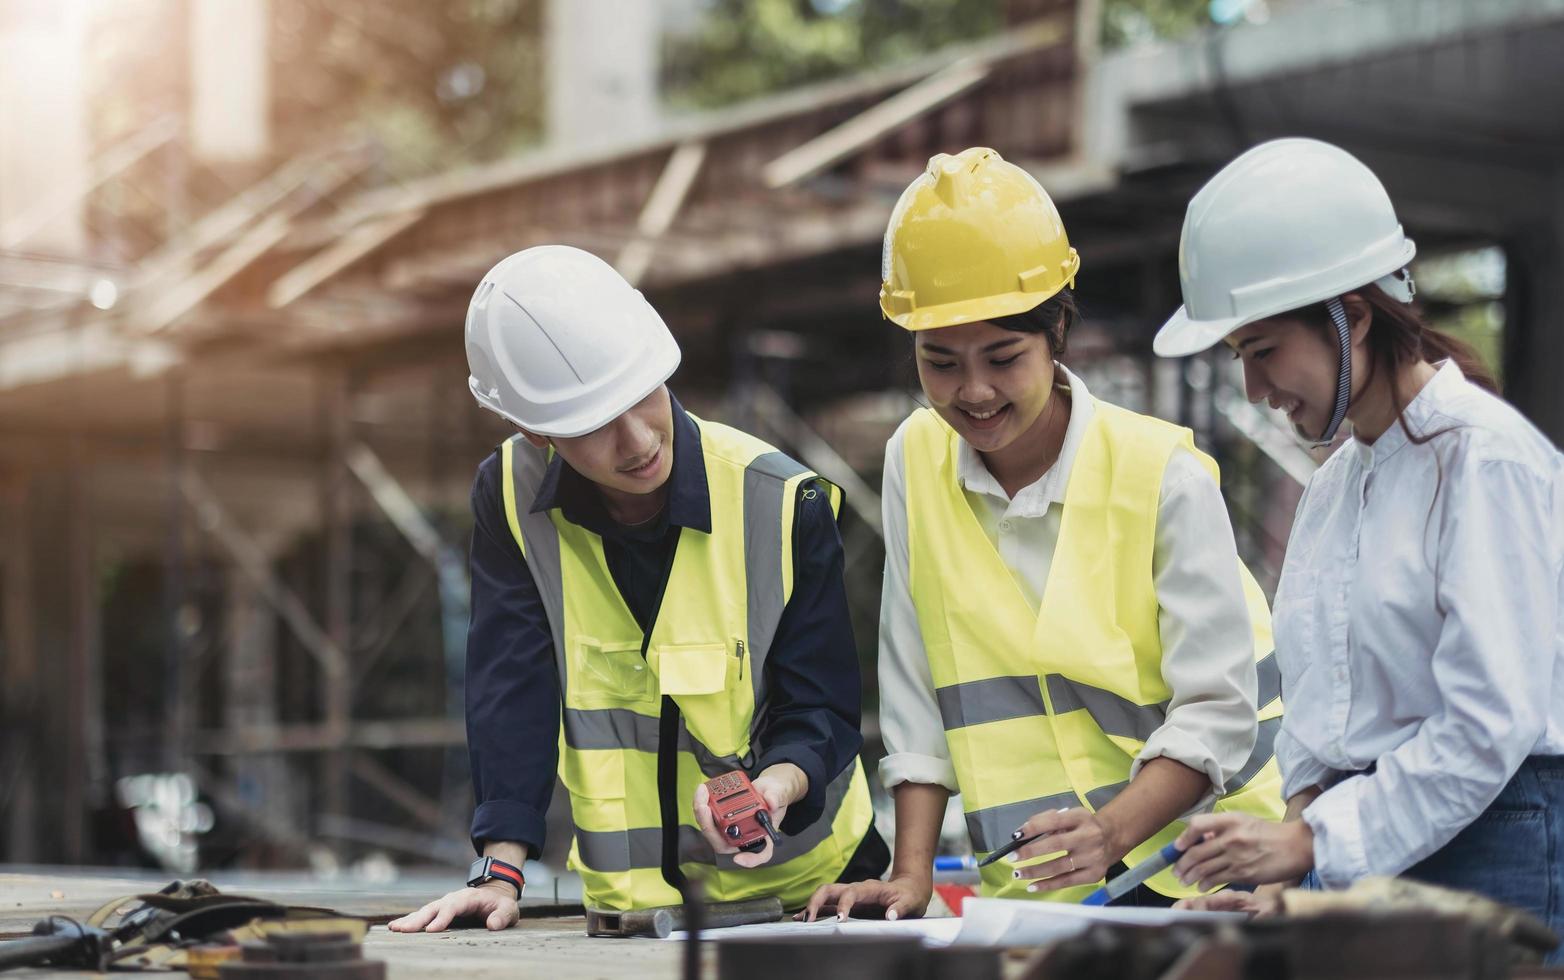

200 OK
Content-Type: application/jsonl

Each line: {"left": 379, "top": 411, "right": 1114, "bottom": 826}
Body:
{"left": 616, "top": 141, "right": 707, "bottom": 286}
{"left": 180, "top": 469, "right": 350, "bottom": 677}
{"left": 762, "top": 58, "right": 994, "bottom": 190}
{"left": 267, "top": 208, "right": 425, "bottom": 309}
{"left": 349, "top": 753, "right": 446, "bottom": 831}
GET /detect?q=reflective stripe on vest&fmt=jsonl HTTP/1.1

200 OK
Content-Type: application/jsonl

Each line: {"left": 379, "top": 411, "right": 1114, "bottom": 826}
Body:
{"left": 902, "top": 400, "right": 1286, "bottom": 902}
{"left": 501, "top": 418, "right": 872, "bottom": 911}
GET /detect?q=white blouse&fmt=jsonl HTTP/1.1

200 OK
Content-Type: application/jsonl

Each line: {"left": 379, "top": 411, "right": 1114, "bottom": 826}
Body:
{"left": 878, "top": 365, "right": 1264, "bottom": 804}
{"left": 1278, "top": 361, "right": 1564, "bottom": 887}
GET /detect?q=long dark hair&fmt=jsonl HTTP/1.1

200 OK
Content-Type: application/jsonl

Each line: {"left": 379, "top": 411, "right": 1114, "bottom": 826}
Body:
{"left": 1295, "top": 283, "right": 1498, "bottom": 448}
{"left": 1295, "top": 283, "right": 1499, "bottom": 612}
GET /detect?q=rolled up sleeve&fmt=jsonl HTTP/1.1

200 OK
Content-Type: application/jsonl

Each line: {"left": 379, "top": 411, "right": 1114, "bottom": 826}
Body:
{"left": 1134, "top": 449, "right": 1260, "bottom": 802}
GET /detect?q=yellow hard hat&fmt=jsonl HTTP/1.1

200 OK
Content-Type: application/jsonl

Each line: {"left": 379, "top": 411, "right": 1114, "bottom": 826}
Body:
{"left": 879, "top": 147, "right": 1080, "bottom": 331}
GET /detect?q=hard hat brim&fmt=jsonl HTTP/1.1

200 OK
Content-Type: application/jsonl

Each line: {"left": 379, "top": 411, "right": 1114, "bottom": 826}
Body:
{"left": 884, "top": 284, "right": 1069, "bottom": 333}
{"left": 1152, "top": 306, "right": 1245, "bottom": 358}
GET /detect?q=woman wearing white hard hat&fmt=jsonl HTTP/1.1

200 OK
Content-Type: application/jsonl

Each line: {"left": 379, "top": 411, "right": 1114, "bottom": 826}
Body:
{"left": 802, "top": 148, "right": 1286, "bottom": 921}
{"left": 1157, "top": 139, "right": 1564, "bottom": 951}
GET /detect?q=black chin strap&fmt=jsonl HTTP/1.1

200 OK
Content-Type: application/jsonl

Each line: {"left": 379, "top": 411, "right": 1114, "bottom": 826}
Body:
{"left": 1315, "top": 297, "right": 1353, "bottom": 446}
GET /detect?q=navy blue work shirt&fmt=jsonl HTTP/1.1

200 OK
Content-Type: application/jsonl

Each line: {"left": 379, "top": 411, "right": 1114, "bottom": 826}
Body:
{"left": 465, "top": 395, "right": 864, "bottom": 859}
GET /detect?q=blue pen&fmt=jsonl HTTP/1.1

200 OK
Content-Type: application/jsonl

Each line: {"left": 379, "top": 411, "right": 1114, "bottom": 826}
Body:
{"left": 933, "top": 855, "right": 977, "bottom": 872}
{"left": 1080, "top": 841, "right": 1184, "bottom": 906}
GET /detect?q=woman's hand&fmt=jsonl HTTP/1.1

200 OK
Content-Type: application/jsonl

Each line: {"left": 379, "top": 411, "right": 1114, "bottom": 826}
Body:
{"left": 797, "top": 874, "right": 931, "bottom": 922}
{"left": 1006, "top": 807, "right": 1118, "bottom": 892}
{"left": 1174, "top": 884, "right": 1284, "bottom": 917}
{"left": 1174, "top": 813, "right": 1315, "bottom": 889}
{"left": 693, "top": 764, "right": 804, "bottom": 868}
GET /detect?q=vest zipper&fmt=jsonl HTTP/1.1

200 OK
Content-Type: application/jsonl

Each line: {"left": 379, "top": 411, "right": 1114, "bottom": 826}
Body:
{"left": 735, "top": 639, "right": 745, "bottom": 681}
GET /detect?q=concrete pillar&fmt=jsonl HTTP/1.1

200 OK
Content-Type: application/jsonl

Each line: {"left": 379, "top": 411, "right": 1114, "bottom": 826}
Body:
{"left": 1503, "top": 168, "right": 1564, "bottom": 447}
{"left": 546, "top": 0, "right": 660, "bottom": 151}
{"left": 189, "top": 0, "right": 270, "bottom": 163}
{"left": 0, "top": 0, "right": 88, "bottom": 254}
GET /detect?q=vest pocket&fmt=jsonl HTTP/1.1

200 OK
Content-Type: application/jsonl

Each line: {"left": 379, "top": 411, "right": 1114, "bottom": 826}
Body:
{"left": 655, "top": 641, "right": 749, "bottom": 756}
{"left": 569, "top": 637, "right": 657, "bottom": 708}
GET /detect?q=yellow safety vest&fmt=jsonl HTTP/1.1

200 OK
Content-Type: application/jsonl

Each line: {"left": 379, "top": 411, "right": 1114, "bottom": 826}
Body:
{"left": 500, "top": 416, "right": 874, "bottom": 911}
{"left": 901, "top": 400, "right": 1285, "bottom": 901}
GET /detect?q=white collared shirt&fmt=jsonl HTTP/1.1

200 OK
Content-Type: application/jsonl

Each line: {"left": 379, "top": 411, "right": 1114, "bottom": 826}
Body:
{"left": 878, "top": 365, "right": 1263, "bottom": 802}
{"left": 1279, "top": 361, "right": 1564, "bottom": 887}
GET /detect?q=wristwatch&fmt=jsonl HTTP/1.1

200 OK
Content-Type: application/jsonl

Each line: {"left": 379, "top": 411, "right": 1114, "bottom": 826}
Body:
{"left": 467, "top": 856, "right": 525, "bottom": 899}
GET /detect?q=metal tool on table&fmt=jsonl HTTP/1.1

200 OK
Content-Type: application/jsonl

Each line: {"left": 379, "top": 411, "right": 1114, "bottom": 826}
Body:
{"left": 586, "top": 896, "right": 784, "bottom": 938}
{"left": 705, "top": 770, "right": 780, "bottom": 854}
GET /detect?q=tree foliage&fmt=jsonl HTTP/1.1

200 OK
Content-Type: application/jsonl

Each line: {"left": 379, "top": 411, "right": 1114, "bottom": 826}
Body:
{"left": 662, "top": 0, "right": 1003, "bottom": 109}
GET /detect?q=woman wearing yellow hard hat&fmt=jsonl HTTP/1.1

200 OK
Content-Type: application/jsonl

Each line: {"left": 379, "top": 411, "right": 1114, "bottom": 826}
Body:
{"left": 802, "top": 147, "right": 1284, "bottom": 918}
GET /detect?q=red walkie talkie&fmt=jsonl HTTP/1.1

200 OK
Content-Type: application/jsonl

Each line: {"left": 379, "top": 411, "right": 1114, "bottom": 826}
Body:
{"left": 704, "top": 770, "right": 780, "bottom": 854}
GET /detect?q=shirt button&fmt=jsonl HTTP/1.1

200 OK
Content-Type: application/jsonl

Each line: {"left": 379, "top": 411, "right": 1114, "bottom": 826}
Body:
{"left": 998, "top": 520, "right": 1014, "bottom": 533}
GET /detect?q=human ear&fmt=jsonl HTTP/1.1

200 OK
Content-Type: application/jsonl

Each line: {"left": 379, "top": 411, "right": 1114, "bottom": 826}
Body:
{"left": 1340, "top": 293, "right": 1373, "bottom": 345}
{"left": 520, "top": 429, "right": 549, "bottom": 450}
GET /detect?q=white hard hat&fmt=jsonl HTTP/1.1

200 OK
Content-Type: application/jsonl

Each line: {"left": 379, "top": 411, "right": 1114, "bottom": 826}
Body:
{"left": 1153, "top": 138, "right": 1417, "bottom": 358}
{"left": 464, "top": 245, "right": 681, "bottom": 437}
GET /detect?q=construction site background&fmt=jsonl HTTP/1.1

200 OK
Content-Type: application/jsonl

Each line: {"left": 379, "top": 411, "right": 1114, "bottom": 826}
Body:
{"left": 0, "top": 0, "right": 1557, "bottom": 896}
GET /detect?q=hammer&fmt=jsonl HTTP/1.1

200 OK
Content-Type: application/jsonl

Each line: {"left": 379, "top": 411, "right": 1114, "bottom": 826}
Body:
{"left": 585, "top": 896, "right": 784, "bottom": 938}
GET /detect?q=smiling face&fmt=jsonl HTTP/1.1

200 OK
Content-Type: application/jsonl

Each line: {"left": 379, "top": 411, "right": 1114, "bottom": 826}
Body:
{"left": 914, "top": 319, "right": 1057, "bottom": 454}
{"left": 1226, "top": 308, "right": 1365, "bottom": 441}
{"left": 527, "top": 385, "right": 675, "bottom": 498}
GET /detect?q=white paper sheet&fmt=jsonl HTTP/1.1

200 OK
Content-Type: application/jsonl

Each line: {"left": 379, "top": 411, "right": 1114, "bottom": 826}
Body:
{"left": 950, "top": 897, "right": 1244, "bottom": 947}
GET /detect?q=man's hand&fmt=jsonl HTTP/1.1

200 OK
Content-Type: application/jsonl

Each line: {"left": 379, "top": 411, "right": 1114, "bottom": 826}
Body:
{"left": 1175, "top": 884, "right": 1284, "bottom": 917}
{"left": 1174, "top": 813, "right": 1314, "bottom": 889}
{"left": 693, "top": 763, "right": 805, "bottom": 868}
{"left": 388, "top": 882, "right": 519, "bottom": 933}
{"left": 797, "top": 874, "right": 931, "bottom": 922}
{"left": 1007, "top": 807, "right": 1118, "bottom": 893}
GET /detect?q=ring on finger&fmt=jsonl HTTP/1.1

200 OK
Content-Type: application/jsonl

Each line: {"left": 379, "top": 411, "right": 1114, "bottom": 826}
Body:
{"left": 1067, "top": 855, "right": 1075, "bottom": 873}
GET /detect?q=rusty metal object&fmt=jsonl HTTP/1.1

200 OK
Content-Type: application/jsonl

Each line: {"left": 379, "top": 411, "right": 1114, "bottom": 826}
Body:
{"left": 217, "top": 930, "right": 385, "bottom": 979}
{"left": 585, "top": 896, "right": 784, "bottom": 938}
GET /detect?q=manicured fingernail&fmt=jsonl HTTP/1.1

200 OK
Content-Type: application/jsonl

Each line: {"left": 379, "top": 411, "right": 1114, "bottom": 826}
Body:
{"left": 837, "top": 912, "right": 846, "bottom": 922}
{"left": 1011, "top": 829, "right": 1025, "bottom": 840}
{"left": 886, "top": 909, "right": 899, "bottom": 921}
{"left": 1027, "top": 884, "right": 1040, "bottom": 893}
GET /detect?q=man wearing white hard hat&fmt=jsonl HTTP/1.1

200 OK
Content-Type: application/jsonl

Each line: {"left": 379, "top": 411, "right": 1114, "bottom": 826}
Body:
{"left": 1151, "top": 138, "right": 1564, "bottom": 959}
{"left": 390, "top": 245, "right": 884, "bottom": 930}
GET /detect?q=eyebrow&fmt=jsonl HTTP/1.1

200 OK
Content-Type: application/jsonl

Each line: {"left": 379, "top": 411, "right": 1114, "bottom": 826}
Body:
{"left": 919, "top": 337, "right": 1024, "bottom": 356}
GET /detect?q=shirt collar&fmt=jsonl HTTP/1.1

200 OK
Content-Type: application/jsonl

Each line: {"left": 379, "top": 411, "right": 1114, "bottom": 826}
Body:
{"left": 956, "top": 362, "right": 1095, "bottom": 512}
{"left": 528, "top": 392, "right": 713, "bottom": 537}
{"left": 1352, "top": 359, "right": 1464, "bottom": 468}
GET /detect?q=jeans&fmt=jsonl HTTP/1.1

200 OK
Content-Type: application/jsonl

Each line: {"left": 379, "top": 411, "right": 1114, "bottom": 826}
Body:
{"left": 1401, "top": 756, "right": 1564, "bottom": 965}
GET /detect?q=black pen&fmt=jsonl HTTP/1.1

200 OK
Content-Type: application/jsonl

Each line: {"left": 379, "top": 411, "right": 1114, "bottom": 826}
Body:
{"left": 976, "top": 830, "right": 1045, "bottom": 868}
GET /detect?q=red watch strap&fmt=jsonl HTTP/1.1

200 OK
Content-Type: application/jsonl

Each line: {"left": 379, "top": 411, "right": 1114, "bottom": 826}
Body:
{"left": 488, "top": 859, "right": 524, "bottom": 890}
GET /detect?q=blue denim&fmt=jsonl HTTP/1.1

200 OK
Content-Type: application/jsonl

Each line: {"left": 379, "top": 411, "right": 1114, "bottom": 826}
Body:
{"left": 1401, "top": 756, "right": 1564, "bottom": 965}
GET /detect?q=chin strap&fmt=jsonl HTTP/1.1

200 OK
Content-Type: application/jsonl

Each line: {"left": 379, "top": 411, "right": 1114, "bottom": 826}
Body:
{"left": 1315, "top": 296, "right": 1354, "bottom": 447}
